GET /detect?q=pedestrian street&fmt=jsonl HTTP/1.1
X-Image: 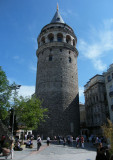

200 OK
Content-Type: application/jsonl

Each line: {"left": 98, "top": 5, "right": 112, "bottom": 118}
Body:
{"left": 1, "top": 140, "right": 97, "bottom": 160}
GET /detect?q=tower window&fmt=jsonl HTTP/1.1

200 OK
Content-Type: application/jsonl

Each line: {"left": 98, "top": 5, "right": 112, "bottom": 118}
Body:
{"left": 48, "top": 33, "right": 54, "bottom": 42}
{"left": 58, "top": 37, "right": 62, "bottom": 42}
{"left": 66, "top": 35, "right": 71, "bottom": 43}
{"left": 60, "top": 49, "right": 62, "bottom": 52}
{"left": 41, "top": 36, "right": 45, "bottom": 44}
{"left": 57, "top": 18, "right": 60, "bottom": 21}
{"left": 73, "top": 39, "right": 75, "bottom": 46}
{"left": 57, "top": 33, "right": 63, "bottom": 42}
{"left": 49, "top": 55, "right": 52, "bottom": 61}
{"left": 69, "top": 57, "right": 71, "bottom": 63}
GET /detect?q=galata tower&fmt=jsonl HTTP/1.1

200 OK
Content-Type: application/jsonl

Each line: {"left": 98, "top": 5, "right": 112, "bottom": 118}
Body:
{"left": 35, "top": 6, "right": 80, "bottom": 137}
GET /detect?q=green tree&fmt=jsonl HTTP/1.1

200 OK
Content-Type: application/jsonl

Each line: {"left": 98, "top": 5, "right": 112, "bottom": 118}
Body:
{"left": 0, "top": 66, "right": 11, "bottom": 120}
{"left": 15, "top": 96, "right": 48, "bottom": 130}
{"left": 102, "top": 119, "right": 113, "bottom": 155}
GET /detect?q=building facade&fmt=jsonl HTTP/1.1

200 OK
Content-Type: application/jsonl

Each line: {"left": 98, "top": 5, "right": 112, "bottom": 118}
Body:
{"left": 84, "top": 75, "right": 109, "bottom": 135}
{"left": 103, "top": 64, "right": 113, "bottom": 123}
{"left": 35, "top": 7, "right": 80, "bottom": 137}
{"left": 79, "top": 103, "right": 88, "bottom": 136}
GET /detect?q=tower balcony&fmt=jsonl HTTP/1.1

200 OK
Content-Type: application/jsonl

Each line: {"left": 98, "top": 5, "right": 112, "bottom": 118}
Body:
{"left": 36, "top": 41, "right": 78, "bottom": 57}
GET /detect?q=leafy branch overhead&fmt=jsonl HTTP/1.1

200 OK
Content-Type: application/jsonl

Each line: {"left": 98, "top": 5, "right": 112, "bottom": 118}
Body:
{"left": 15, "top": 96, "right": 48, "bottom": 130}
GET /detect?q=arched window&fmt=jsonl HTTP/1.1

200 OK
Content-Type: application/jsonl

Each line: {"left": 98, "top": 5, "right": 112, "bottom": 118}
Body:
{"left": 66, "top": 35, "right": 71, "bottom": 43}
{"left": 73, "top": 39, "right": 75, "bottom": 46}
{"left": 41, "top": 36, "right": 45, "bottom": 44}
{"left": 48, "top": 33, "right": 54, "bottom": 42}
{"left": 57, "top": 33, "right": 63, "bottom": 42}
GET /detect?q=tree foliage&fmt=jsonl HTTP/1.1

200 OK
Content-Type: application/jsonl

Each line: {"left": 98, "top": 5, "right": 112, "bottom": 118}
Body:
{"left": 15, "top": 96, "right": 48, "bottom": 130}
{"left": 0, "top": 66, "right": 11, "bottom": 120}
{"left": 102, "top": 119, "right": 113, "bottom": 155}
{"left": 0, "top": 66, "right": 48, "bottom": 131}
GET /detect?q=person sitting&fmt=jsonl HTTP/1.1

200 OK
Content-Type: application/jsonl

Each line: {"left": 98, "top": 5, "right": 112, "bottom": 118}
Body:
{"left": 14, "top": 141, "right": 23, "bottom": 151}
{"left": 0, "top": 135, "right": 6, "bottom": 148}
{"left": 26, "top": 139, "right": 33, "bottom": 148}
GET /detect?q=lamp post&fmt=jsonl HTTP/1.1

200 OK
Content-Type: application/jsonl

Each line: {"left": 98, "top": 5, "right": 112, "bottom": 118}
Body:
{"left": 10, "top": 84, "right": 21, "bottom": 159}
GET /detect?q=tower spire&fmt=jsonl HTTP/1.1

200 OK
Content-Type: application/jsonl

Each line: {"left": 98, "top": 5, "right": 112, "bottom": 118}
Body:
{"left": 51, "top": 3, "right": 64, "bottom": 23}
{"left": 57, "top": 3, "right": 59, "bottom": 11}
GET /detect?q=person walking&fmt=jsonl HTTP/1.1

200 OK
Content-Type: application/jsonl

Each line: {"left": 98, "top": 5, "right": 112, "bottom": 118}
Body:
{"left": 37, "top": 135, "right": 42, "bottom": 151}
{"left": 63, "top": 137, "right": 66, "bottom": 146}
{"left": 76, "top": 136, "right": 79, "bottom": 148}
{"left": 70, "top": 136, "right": 73, "bottom": 146}
{"left": 81, "top": 136, "right": 84, "bottom": 148}
{"left": 47, "top": 137, "right": 50, "bottom": 146}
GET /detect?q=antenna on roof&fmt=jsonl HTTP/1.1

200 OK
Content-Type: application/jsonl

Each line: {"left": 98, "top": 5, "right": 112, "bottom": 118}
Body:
{"left": 57, "top": 3, "right": 59, "bottom": 11}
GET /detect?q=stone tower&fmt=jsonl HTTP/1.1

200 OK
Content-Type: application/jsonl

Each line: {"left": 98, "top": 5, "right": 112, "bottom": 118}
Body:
{"left": 35, "top": 6, "right": 80, "bottom": 137}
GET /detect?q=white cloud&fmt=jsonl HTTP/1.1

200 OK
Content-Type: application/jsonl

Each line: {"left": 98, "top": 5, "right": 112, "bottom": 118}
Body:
{"left": 78, "top": 18, "right": 113, "bottom": 71}
{"left": 18, "top": 85, "right": 35, "bottom": 98}
{"left": 93, "top": 59, "right": 107, "bottom": 71}
{"left": 12, "top": 55, "right": 24, "bottom": 63}
{"left": 60, "top": 9, "right": 77, "bottom": 18}
{"left": 79, "top": 86, "right": 84, "bottom": 97}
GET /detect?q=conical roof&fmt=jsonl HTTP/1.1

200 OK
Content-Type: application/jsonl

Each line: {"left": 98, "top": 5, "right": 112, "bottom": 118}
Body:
{"left": 51, "top": 6, "right": 64, "bottom": 24}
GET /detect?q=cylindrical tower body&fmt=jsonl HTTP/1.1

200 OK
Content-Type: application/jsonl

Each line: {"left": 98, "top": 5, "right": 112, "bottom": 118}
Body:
{"left": 35, "top": 10, "right": 80, "bottom": 137}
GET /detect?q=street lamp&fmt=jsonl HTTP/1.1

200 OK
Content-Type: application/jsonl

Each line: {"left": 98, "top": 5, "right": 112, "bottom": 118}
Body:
{"left": 10, "top": 84, "right": 21, "bottom": 159}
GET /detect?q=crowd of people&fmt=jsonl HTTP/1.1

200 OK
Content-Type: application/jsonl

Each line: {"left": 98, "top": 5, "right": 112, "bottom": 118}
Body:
{"left": 1, "top": 134, "right": 113, "bottom": 160}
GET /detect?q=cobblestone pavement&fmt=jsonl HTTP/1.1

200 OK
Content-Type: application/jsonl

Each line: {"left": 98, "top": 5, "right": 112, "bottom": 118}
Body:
{"left": 0, "top": 140, "right": 97, "bottom": 160}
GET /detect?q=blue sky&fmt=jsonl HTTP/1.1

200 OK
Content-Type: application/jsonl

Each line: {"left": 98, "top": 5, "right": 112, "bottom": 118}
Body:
{"left": 0, "top": 0, "right": 113, "bottom": 103}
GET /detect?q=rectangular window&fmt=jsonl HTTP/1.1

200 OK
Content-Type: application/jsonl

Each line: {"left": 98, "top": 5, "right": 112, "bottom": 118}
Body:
{"left": 109, "top": 85, "right": 112, "bottom": 92}
{"left": 111, "top": 105, "right": 113, "bottom": 110}
{"left": 111, "top": 98, "right": 113, "bottom": 105}
{"left": 49, "top": 55, "right": 52, "bottom": 61}
{"left": 107, "top": 75, "right": 111, "bottom": 82}
{"left": 112, "top": 73, "right": 113, "bottom": 78}
{"left": 69, "top": 57, "right": 71, "bottom": 63}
